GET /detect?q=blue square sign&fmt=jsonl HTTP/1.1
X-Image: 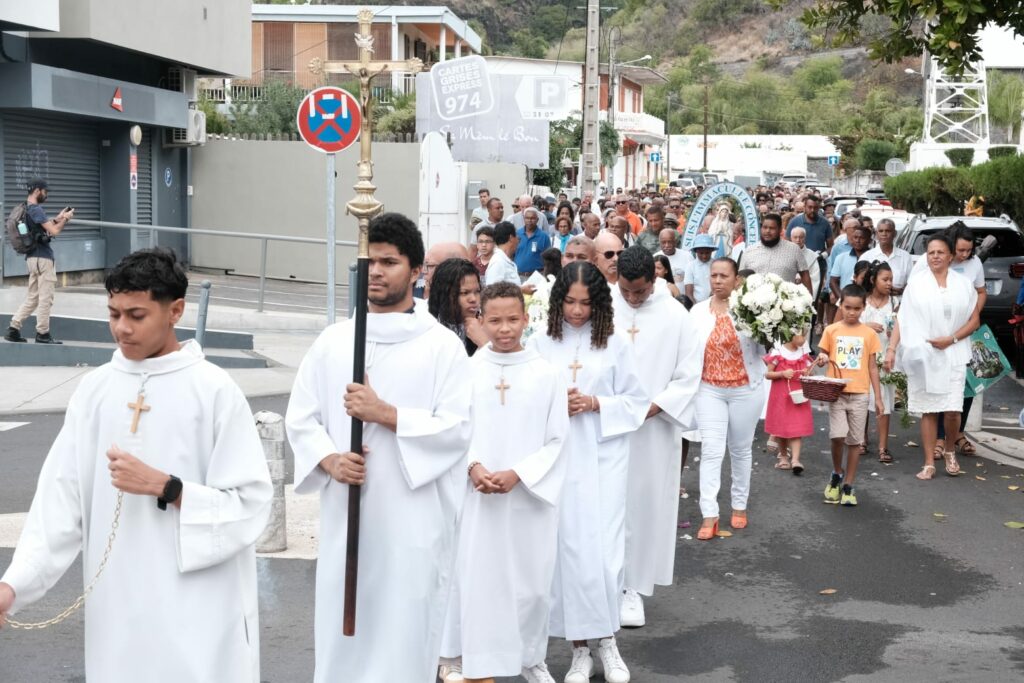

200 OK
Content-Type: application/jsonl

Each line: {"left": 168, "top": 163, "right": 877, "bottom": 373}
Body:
{"left": 828, "top": 155, "right": 840, "bottom": 166}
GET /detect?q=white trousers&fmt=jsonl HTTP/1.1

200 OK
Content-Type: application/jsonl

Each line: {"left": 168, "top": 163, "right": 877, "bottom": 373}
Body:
{"left": 696, "top": 382, "right": 765, "bottom": 518}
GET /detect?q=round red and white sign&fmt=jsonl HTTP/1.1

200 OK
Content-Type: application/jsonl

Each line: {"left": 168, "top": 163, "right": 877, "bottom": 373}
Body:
{"left": 296, "top": 87, "right": 362, "bottom": 154}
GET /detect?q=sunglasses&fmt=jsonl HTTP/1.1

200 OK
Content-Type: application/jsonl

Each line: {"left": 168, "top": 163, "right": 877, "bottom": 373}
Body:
{"left": 616, "top": 200, "right": 628, "bottom": 205}
{"left": 601, "top": 249, "right": 624, "bottom": 260}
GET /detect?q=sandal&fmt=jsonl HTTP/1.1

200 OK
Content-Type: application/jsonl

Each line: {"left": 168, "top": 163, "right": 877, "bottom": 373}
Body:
{"left": 791, "top": 462, "right": 804, "bottom": 476}
{"left": 878, "top": 449, "right": 893, "bottom": 463}
{"left": 944, "top": 451, "right": 962, "bottom": 476}
{"left": 775, "top": 454, "right": 792, "bottom": 470}
{"left": 916, "top": 464, "right": 936, "bottom": 480}
{"left": 933, "top": 440, "right": 945, "bottom": 461}
{"left": 955, "top": 436, "right": 978, "bottom": 456}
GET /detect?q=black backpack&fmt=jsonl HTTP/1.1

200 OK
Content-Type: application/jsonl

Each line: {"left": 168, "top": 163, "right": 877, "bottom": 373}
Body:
{"left": 5, "top": 203, "right": 44, "bottom": 255}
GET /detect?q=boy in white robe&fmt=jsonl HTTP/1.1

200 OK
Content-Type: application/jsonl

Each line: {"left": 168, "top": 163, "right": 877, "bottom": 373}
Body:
{"left": 0, "top": 248, "right": 273, "bottom": 683}
{"left": 439, "top": 281, "right": 569, "bottom": 683}
{"left": 612, "top": 246, "right": 701, "bottom": 628}
{"left": 286, "top": 213, "right": 472, "bottom": 683}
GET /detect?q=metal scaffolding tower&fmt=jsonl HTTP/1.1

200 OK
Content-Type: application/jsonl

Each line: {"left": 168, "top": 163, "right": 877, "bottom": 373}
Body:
{"left": 922, "top": 56, "right": 990, "bottom": 145}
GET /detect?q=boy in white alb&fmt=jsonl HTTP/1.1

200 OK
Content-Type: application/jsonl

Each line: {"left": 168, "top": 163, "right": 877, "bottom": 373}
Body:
{"left": 0, "top": 248, "right": 273, "bottom": 682}
{"left": 440, "top": 281, "right": 569, "bottom": 683}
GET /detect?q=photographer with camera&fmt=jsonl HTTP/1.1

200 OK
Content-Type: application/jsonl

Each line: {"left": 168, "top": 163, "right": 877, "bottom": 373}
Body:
{"left": 4, "top": 179, "right": 74, "bottom": 344}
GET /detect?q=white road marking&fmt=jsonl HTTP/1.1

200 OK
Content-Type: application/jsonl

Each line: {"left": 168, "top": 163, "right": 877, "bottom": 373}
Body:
{"left": 0, "top": 422, "right": 29, "bottom": 432}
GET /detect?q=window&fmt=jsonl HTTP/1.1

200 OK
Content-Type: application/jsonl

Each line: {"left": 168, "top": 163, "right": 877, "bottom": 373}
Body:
{"left": 263, "top": 22, "right": 294, "bottom": 76}
{"left": 328, "top": 22, "right": 392, "bottom": 61}
{"left": 910, "top": 227, "right": 1024, "bottom": 257}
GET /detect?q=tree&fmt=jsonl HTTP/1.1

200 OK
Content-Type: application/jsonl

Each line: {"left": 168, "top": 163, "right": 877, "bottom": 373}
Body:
{"left": 229, "top": 79, "right": 307, "bottom": 136}
{"left": 855, "top": 139, "right": 897, "bottom": 170}
{"left": 988, "top": 70, "right": 1024, "bottom": 144}
{"left": 374, "top": 92, "right": 417, "bottom": 137}
{"left": 532, "top": 118, "right": 621, "bottom": 190}
{"left": 768, "top": 0, "right": 1024, "bottom": 72}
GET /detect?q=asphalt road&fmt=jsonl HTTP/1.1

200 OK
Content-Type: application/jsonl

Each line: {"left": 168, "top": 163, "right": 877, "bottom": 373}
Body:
{"left": 2, "top": 394, "right": 1023, "bottom": 682}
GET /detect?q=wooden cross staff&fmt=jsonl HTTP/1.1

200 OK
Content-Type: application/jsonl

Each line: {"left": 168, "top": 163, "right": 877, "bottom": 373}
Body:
{"left": 310, "top": 7, "right": 424, "bottom": 638}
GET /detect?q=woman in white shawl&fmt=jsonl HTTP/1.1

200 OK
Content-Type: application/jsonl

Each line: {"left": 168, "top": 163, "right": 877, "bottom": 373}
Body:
{"left": 885, "top": 234, "right": 979, "bottom": 480}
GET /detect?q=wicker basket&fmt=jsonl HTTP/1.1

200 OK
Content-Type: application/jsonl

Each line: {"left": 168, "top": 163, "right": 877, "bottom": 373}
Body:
{"left": 799, "top": 360, "right": 849, "bottom": 403}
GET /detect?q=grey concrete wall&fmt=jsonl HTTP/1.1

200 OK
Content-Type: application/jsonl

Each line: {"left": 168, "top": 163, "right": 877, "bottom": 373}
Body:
{"left": 52, "top": 0, "right": 251, "bottom": 77}
{"left": 190, "top": 139, "right": 422, "bottom": 282}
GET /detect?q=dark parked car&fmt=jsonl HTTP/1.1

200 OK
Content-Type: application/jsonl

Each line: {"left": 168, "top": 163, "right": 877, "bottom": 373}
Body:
{"left": 897, "top": 214, "right": 1024, "bottom": 348}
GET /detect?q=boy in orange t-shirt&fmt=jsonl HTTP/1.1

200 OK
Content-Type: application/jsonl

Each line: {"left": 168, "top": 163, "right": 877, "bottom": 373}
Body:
{"left": 816, "top": 284, "right": 884, "bottom": 507}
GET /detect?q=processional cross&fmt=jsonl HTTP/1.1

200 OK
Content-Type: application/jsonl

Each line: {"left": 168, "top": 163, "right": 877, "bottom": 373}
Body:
{"left": 308, "top": 8, "right": 424, "bottom": 638}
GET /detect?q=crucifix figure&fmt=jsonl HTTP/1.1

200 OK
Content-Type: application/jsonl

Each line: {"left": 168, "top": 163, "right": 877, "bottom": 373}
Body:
{"left": 627, "top": 323, "right": 640, "bottom": 342}
{"left": 309, "top": 9, "right": 424, "bottom": 233}
{"left": 308, "top": 8, "right": 424, "bottom": 638}
{"left": 495, "top": 376, "right": 511, "bottom": 405}
{"left": 127, "top": 392, "right": 150, "bottom": 434}
{"left": 568, "top": 360, "right": 583, "bottom": 383}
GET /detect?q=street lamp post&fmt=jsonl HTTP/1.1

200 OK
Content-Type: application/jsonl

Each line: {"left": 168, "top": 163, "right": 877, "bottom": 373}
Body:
{"left": 608, "top": 52, "right": 651, "bottom": 190}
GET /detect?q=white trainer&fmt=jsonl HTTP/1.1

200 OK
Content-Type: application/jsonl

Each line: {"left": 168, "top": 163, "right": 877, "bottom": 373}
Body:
{"left": 619, "top": 588, "right": 645, "bottom": 628}
{"left": 438, "top": 656, "right": 464, "bottom": 682}
{"left": 564, "top": 646, "right": 595, "bottom": 683}
{"left": 596, "top": 637, "right": 630, "bottom": 683}
{"left": 522, "top": 660, "right": 557, "bottom": 683}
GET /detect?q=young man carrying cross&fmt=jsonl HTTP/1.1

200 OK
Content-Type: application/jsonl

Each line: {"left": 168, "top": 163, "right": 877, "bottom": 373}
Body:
{"left": 0, "top": 248, "right": 273, "bottom": 682}
{"left": 286, "top": 213, "right": 472, "bottom": 683}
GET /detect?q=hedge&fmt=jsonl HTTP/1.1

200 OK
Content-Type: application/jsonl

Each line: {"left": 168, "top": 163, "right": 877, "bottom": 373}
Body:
{"left": 987, "top": 146, "right": 1018, "bottom": 159}
{"left": 884, "top": 154, "right": 1024, "bottom": 220}
{"left": 945, "top": 148, "right": 975, "bottom": 168}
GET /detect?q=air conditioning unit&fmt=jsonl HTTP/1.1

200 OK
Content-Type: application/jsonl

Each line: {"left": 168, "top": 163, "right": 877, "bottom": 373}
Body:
{"left": 165, "top": 110, "right": 207, "bottom": 147}
{"left": 167, "top": 66, "right": 199, "bottom": 101}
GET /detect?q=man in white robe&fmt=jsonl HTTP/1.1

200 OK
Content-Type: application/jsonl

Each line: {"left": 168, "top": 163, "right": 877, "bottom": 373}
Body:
{"left": 286, "top": 213, "right": 472, "bottom": 683}
{"left": 440, "top": 282, "right": 569, "bottom": 683}
{"left": 612, "top": 246, "right": 701, "bottom": 628}
{"left": 0, "top": 248, "right": 273, "bottom": 683}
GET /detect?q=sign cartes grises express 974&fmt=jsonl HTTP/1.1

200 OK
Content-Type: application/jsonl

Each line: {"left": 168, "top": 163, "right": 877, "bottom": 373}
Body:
{"left": 430, "top": 55, "right": 495, "bottom": 121}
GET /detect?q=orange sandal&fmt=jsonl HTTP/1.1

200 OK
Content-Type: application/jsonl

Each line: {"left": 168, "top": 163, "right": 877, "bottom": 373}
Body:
{"left": 697, "top": 520, "right": 719, "bottom": 540}
{"left": 730, "top": 512, "right": 748, "bottom": 530}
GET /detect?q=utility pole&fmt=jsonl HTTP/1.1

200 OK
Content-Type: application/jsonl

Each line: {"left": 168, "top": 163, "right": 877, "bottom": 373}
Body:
{"left": 580, "top": 0, "right": 601, "bottom": 196}
{"left": 665, "top": 91, "right": 673, "bottom": 183}
{"left": 702, "top": 80, "right": 709, "bottom": 171}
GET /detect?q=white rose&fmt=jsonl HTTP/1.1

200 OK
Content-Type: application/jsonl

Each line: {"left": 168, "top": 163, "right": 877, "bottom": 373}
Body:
{"left": 769, "top": 308, "right": 784, "bottom": 322}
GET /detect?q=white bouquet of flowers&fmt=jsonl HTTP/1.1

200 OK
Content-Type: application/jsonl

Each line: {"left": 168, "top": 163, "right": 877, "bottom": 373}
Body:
{"left": 522, "top": 274, "right": 556, "bottom": 341}
{"left": 729, "top": 272, "right": 814, "bottom": 347}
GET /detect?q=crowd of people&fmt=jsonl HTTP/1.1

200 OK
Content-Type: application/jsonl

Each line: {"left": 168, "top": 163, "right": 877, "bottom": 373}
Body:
{"left": 0, "top": 179, "right": 995, "bottom": 683}
{"left": 352, "top": 179, "right": 986, "bottom": 681}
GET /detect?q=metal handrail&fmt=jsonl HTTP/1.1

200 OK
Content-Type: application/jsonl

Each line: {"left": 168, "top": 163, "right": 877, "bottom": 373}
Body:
{"left": 9, "top": 218, "right": 358, "bottom": 314}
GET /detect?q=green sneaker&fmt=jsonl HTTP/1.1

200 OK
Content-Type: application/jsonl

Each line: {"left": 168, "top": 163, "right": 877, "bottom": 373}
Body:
{"left": 824, "top": 473, "right": 843, "bottom": 504}
{"left": 840, "top": 484, "right": 858, "bottom": 507}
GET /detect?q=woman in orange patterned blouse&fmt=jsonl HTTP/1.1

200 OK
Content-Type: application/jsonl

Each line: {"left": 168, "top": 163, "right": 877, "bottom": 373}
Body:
{"left": 689, "top": 258, "right": 767, "bottom": 540}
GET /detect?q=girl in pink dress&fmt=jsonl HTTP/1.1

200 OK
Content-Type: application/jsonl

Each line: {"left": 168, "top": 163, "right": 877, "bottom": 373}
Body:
{"left": 764, "top": 330, "right": 814, "bottom": 475}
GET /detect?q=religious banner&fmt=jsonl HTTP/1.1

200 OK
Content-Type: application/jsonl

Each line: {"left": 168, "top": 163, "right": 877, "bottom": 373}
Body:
{"left": 680, "top": 182, "right": 761, "bottom": 250}
{"left": 964, "top": 325, "right": 1012, "bottom": 397}
{"left": 415, "top": 58, "right": 551, "bottom": 168}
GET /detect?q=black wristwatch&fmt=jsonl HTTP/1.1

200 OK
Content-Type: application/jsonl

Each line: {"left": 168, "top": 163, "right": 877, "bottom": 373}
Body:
{"left": 158, "top": 475, "right": 183, "bottom": 511}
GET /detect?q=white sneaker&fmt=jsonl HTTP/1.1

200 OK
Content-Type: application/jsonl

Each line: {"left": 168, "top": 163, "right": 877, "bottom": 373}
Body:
{"left": 523, "top": 660, "right": 557, "bottom": 683}
{"left": 619, "top": 588, "right": 645, "bottom": 628}
{"left": 564, "top": 646, "right": 595, "bottom": 683}
{"left": 596, "top": 637, "right": 630, "bottom": 683}
{"left": 438, "top": 656, "right": 464, "bottom": 682}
